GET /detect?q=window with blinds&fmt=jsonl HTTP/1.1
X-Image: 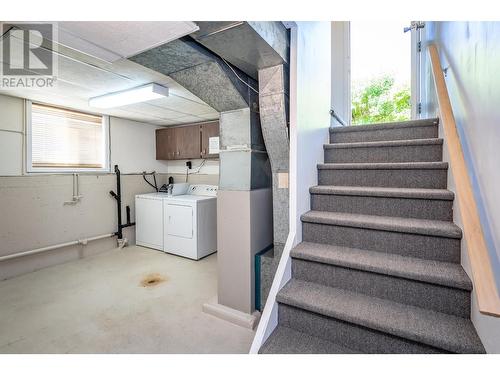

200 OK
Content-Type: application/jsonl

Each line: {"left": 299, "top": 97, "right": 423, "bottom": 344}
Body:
{"left": 29, "top": 103, "right": 108, "bottom": 171}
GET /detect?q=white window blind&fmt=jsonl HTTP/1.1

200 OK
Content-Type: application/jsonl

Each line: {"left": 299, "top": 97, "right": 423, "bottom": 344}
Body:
{"left": 30, "top": 103, "right": 106, "bottom": 170}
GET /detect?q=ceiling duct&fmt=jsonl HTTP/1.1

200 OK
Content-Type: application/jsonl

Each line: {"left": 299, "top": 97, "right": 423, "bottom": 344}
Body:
{"left": 191, "top": 21, "right": 289, "bottom": 80}
{"left": 129, "top": 22, "right": 289, "bottom": 112}
{"left": 129, "top": 36, "right": 257, "bottom": 112}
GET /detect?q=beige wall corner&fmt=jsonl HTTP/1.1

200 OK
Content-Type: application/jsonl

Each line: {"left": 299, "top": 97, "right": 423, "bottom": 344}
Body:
{"left": 216, "top": 188, "right": 273, "bottom": 315}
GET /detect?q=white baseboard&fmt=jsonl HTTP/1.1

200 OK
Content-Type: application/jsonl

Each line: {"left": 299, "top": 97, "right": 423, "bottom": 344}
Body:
{"left": 202, "top": 297, "right": 260, "bottom": 330}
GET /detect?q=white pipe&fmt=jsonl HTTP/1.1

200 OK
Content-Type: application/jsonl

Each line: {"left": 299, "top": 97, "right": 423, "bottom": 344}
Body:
{"left": 64, "top": 173, "right": 83, "bottom": 205}
{"left": 0, "top": 233, "right": 115, "bottom": 262}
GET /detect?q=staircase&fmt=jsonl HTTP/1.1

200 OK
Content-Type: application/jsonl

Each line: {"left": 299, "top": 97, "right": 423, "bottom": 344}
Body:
{"left": 259, "top": 118, "right": 486, "bottom": 354}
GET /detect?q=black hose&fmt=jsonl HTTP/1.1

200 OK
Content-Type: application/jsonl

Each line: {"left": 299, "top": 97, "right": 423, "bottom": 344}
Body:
{"left": 142, "top": 173, "right": 158, "bottom": 191}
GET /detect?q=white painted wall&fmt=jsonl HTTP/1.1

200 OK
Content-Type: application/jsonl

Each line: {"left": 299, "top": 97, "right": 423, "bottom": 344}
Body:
{"left": 164, "top": 159, "right": 220, "bottom": 176}
{"left": 0, "top": 174, "right": 160, "bottom": 280}
{"left": 294, "top": 22, "right": 332, "bottom": 243}
{"left": 0, "top": 95, "right": 24, "bottom": 176}
{"left": 110, "top": 117, "right": 169, "bottom": 174}
{"left": 421, "top": 21, "right": 500, "bottom": 353}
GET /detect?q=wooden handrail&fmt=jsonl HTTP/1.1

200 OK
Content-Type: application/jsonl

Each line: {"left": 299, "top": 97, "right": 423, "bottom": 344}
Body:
{"left": 429, "top": 44, "right": 500, "bottom": 317}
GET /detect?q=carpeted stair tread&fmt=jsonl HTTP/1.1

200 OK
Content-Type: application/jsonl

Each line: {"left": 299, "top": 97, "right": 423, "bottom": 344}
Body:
{"left": 301, "top": 211, "right": 462, "bottom": 239}
{"left": 291, "top": 242, "right": 472, "bottom": 290}
{"left": 309, "top": 185, "right": 454, "bottom": 200}
{"left": 259, "top": 326, "right": 359, "bottom": 354}
{"left": 329, "top": 118, "right": 439, "bottom": 134}
{"left": 277, "top": 280, "right": 485, "bottom": 353}
{"left": 324, "top": 137, "right": 443, "bottom": 149}
{"left": 318, "top": 161, "right": 448, "bottom": 170}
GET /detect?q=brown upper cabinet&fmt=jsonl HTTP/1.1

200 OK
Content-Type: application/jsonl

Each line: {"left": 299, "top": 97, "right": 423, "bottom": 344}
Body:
{"left": 156, "top": 121, "right": 219, "bottom": 160}
{"left": 155, "top": 127, "right": 169, "bottom": 160}
{"left": 200, "top": 121, "right": 220, "bottom": 159}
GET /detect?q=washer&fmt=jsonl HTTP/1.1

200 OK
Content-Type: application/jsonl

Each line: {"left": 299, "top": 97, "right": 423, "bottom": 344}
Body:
{"left": 135, "top": 193, "right": 165, "bottom": 251}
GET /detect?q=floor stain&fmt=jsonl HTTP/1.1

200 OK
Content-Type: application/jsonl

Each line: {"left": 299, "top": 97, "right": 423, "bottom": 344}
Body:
{"left": 140, "top": 273, "right": 167, "bottom": 288}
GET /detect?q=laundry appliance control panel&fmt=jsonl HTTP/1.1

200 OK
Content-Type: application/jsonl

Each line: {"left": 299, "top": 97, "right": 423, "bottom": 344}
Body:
{"left": 186, "top": 184, "right": 218, "bottom": 197}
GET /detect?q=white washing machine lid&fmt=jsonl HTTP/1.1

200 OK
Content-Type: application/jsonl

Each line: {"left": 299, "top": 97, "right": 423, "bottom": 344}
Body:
{"left": 135, "top": 192, "right": 193, "bottom": 200}
{"left": 135, "top": 192, "right": 168, "bottom": 200}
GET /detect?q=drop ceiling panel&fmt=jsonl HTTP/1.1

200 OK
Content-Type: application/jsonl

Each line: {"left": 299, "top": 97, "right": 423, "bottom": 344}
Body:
{"left": 150, "top": 95, "right": 218, "bottom": 116}
{"left": 55, "top": 54, "right": 137, "bottom": 93}
{"left": 121, "top": 102, "right": 195, "bottom": 120}
{"left": 57, "top": 22, "right": 199, "bottom": 62}
{"left": 195, "top": 112, "right": 220, "bottom": 121}
{"left": 94, "top": 58, "right": 208, "bottom": 105}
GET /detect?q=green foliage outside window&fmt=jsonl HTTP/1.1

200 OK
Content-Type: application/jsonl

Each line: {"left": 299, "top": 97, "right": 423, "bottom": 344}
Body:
{"left": 351, "top": 76, "right": 411, "bottom": 125}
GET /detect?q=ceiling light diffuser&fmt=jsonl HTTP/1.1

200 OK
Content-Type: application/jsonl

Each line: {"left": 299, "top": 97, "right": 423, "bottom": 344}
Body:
{"left": 89, "top": 83, "right": 169, "bottom": 108}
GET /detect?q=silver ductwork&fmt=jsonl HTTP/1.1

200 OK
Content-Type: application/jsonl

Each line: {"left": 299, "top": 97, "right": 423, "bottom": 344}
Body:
{"left": 191, "top": 21, "right": 289, "bottom": 80}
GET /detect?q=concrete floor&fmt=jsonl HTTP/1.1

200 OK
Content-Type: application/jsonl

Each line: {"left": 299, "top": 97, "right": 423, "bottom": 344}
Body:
{"left": 0, "top": 246, "right": 255, "bottom": 353}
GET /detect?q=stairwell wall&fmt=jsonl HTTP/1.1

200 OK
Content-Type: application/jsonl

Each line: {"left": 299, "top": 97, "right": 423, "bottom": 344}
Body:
{"left": 295, "top": 22, "right": 332, "bottom": 243}
{"left": 421, "top": 21, "right": 500, "bottom": 353}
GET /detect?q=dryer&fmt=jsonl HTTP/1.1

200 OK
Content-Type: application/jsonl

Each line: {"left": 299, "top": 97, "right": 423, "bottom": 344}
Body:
{"left": 163, "top": 185, "right": 217, "bottom": 259}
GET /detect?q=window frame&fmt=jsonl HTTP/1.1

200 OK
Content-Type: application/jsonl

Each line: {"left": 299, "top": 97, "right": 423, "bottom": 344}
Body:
{"left": 26, "top": 100, "right": 110, "bottom": 174}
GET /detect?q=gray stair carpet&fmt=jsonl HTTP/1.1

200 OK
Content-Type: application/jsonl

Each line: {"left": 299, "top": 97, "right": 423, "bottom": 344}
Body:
{"left": 259, "top": 326, "right": 357, "bottom": 354}
{"left": 324, "top": 138, "right": 443, "bottom": 163}
{"left": 309, "top": 186, "right": 454, "bottom": 220}
{"left": 260, "top": 118, "right": 486, "bottom": 354}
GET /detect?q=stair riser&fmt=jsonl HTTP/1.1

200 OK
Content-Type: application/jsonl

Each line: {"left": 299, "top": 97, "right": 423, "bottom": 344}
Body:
{"left": 302, "top": 222, "right": 460, "bottom": 262}
{"left": 318, "top": 168, "right": 447, "bottom": 189}
{"left": 330, "top": 125, "right": 438, "bottom": 144}
{"left": 311, "top": 194, "right": 453, "bottom": 221}
{"left": 324, "top": 144, "right": 443, "bottom": 163}
{"left": 278, "top": 304, "right": 446, "bottom": 353}
{"left": 292, "top": 259, "right": 470, "bottom": 317}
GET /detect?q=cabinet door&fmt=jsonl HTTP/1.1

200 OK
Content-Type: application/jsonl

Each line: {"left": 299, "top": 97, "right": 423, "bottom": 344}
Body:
{"left": 200, "top": 121, "right": 220, "bottom": 159}
{"left": 174, "top": 125, "right": 201, "bottom": 160}
{"left": 156, "top": 127, "right": 176, "bottom": 160}
{"left": 156, "top": 128, "right": 169, "bottom": 160}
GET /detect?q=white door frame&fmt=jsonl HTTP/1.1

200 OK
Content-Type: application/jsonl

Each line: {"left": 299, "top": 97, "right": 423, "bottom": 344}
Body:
{"left": 330, "top": 21, "right": 351, "bottom": 126}
{"left": 332, "top": 21, "right": 422, "bottom": 123}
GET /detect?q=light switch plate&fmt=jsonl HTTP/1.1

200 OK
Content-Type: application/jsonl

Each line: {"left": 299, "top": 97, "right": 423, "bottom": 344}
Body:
{"left": 278, "top": 172, "right": 289, "bottom": 189}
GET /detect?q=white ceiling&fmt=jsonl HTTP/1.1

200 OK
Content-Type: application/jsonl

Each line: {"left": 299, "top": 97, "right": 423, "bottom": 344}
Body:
{"left": 0, "top": 22, "right": 219, "bottom": 126}
{"left": 57, "top": 21, "right": 199, "bottom": 62}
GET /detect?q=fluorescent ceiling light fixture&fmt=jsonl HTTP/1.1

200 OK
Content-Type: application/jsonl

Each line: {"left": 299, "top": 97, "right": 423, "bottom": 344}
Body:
{"left": 89, "top": 83, "right": 169, "bottom": 108}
